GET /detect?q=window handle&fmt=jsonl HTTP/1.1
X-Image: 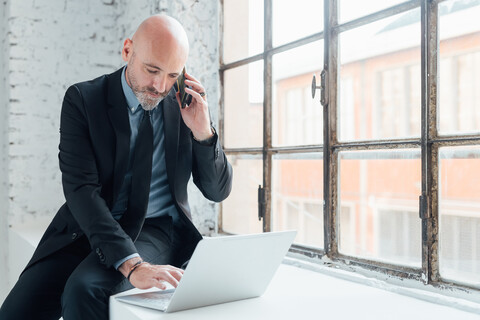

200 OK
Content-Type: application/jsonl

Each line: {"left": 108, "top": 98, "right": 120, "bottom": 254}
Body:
{"left": 311, "top": 69, "right": 328, "bottom": 106}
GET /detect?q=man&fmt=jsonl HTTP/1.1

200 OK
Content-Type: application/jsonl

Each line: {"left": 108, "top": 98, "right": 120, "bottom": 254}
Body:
{"left": 0, "top": 14, "right": 232, "bottom": 320}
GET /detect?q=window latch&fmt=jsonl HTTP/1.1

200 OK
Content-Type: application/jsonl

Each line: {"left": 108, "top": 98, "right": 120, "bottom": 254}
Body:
{"left": 258, "top": 185, "right": 266, "bottom": 221}
{"left": 419, "top": 194, "right": 430, "bottom": 219}
{"left": 311, "top": 69, "right": 328, "bottom": 106}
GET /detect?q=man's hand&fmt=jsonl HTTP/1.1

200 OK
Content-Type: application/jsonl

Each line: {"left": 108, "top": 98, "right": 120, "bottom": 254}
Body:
{"left": 175, "top": 71, "right": 214, "bottom": 141}
{"left": 119, "top": 258, "right": 184, "bottom": 290}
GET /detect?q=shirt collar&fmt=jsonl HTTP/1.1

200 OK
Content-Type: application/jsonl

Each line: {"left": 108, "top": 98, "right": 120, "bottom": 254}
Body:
{"left": 121, "top": 65, "right": 141, "bottom": 113}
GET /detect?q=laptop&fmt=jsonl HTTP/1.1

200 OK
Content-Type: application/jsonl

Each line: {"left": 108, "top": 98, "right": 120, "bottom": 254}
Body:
{"left": 115, "top": 230, "right": 296, "bottom": 313}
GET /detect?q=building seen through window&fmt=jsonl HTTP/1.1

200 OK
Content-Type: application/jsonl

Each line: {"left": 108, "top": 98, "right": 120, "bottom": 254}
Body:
{"left": 221, "top": 0, "right": 480, "bottom": 289}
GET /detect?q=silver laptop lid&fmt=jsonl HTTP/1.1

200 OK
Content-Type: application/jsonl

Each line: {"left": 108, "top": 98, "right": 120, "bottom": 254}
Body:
{"left": 167, "top": 230, "right": 296, "bottom": 312}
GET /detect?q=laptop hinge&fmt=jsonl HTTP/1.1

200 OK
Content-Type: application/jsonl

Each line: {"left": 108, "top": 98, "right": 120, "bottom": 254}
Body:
{"left": 258, "top": 185, "right": 266, "bottom": 221}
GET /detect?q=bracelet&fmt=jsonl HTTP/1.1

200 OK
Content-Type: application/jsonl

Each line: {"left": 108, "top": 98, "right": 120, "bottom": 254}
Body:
{"left": 127, "top": 260, "right": 146, "bottom": 282}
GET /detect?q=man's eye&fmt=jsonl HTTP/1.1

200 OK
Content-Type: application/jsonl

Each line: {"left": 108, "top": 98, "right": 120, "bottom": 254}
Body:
{"left": 147, "top": 69, "right": 157, "bottom": 74}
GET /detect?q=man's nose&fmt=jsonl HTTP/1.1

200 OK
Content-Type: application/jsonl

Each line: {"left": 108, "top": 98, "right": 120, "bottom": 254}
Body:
{"left": 153, "top": 74, "right": 167, "bottom": 93}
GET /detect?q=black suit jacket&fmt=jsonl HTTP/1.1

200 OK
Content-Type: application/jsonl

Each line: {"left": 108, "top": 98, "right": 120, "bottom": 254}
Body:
{"left": 25, "top": 68, "right": 233, "bottom": 271}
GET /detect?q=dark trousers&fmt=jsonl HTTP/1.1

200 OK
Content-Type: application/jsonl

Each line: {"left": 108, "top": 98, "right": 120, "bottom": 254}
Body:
{"left": 0, "top": 216, "right": 174, "bottom": 320}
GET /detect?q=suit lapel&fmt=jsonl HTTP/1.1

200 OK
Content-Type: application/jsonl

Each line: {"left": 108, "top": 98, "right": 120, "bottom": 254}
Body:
{"left": 106, "top": 68, "right": 131, "bottom": 204}
{"left": 163, "top": 91, "right": 180, "bottom": 194}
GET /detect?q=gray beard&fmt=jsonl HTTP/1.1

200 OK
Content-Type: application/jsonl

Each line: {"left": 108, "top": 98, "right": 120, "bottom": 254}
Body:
{"left": 137, "top": 92, "right": 165, "bottom": 111}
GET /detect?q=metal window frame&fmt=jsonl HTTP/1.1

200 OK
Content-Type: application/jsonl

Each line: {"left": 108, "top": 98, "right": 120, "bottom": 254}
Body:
{"left": 219, "top": 0, "right": 480, "bottom": 294}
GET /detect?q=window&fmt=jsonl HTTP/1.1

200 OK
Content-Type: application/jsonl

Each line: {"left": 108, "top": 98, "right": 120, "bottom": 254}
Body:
{"left": 220, "top": 0, "right": 480, "bottom": 296}
{"left": 220, "top": 0, "right": 324, "bottom": 240}
{"left": 375, "top": 64, "right": 421, "bottom": 138}
{"left": 439, "top": 146, "right": 480, "bottom": 286}
{"left": 272, "top": 153, "right": 324, "bottom": 248}
{"left": 338, "top": 150, "right": 421, "bottom": 267}
{"left": 375, "top": 208, "right": 421, "bottom": 267}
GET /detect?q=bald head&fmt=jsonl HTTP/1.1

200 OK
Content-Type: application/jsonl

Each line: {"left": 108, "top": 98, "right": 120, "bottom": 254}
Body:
{"left": 121, "top": 15, "right": 190, "bottom": 110}
{"left": 132, "top": 15, "right": 189, "bottom": 62}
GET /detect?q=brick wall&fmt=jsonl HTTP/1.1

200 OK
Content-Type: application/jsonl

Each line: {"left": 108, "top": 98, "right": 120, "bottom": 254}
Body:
{"left": 1, "top": 0, "right": 220, "bottom": 300}
{"left": 0, "top": 0, "right": 11, "bottom": 304}
{"left": 7, "top": 0, "right": 121, "bottom": 226}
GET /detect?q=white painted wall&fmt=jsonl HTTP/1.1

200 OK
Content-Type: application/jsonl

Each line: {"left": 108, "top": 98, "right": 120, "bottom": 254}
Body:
{"left": 1, "top": 0, "right": 220, "bottom": 301}
{"left": 0, "top": 0, "right": 11, "bottom": 304}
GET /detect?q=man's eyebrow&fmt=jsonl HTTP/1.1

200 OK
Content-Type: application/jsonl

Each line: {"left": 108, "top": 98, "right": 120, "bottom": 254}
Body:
{"left": 144, "top": 63, "right": 180, "bottom": 77}
{"left": 144, "top": 63, "right": 161, "bottom": 70}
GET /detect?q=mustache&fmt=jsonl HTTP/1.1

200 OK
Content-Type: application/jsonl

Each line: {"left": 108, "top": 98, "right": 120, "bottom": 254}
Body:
{"left": 142, "top": 87, "right": 167, "bottom": 97}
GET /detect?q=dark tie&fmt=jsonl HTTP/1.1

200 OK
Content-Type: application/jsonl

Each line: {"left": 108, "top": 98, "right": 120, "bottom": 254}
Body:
{"left": 120, "top": 109, "right": 154, "bottom": 240}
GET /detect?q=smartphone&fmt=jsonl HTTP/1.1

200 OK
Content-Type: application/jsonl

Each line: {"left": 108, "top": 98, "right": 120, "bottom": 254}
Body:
{"left": 175, "top": 67, "right": 192, "bottom": 109}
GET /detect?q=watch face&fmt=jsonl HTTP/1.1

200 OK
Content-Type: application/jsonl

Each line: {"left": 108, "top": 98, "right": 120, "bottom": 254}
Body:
{"left": 176, "top": 67, "right": 192, "bottom": 108}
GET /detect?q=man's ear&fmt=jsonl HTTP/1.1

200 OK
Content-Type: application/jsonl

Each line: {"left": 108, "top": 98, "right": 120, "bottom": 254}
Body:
{"left": 122, "top": 38, "right": 133, "bottom": 62}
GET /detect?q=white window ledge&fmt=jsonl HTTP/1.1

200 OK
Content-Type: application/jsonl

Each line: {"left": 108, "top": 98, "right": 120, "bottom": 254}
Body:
{"left": 110, "top": 261, "right": 480, "bottom": 320}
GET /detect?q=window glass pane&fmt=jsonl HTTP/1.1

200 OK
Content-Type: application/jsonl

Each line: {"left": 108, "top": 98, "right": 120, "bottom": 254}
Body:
{"left": 272, "top": 153, "right": 323, "bottom": 248}
{"left": 438, "top": 0, "right": 480, "bottom": 135}
{"left": 223, "top": 0, "right": 264, "bottom": 64}
{"left": 272, "top": 41, "right": 324, "bottom": 147}
{"left": 221, "top": 155, "right": 263, "bottom": 234}
{"left": 224, "top": 61, "right": 264, "bottom": 148}
{"left": 272, "top": 0, "right": 324, "bottom": 47}
{"left": 339, "top": 9, "right": 421, "bottom": 141}
{"left": 338, "top": 0, "right": 407, "bottom": 24}
{"left": 439, "top": 146, "right": 480, "bottom": 286}
{"left": 339, "top": 150, "right": 421, "bottom": 267}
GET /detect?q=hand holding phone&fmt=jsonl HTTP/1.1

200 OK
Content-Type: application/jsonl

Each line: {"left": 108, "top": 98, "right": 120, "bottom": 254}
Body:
{"left": 175, "top": 67, "right": 192, "bottom": 109}
{"left": 174, "top": 68, "right": 213, "bottom": 141}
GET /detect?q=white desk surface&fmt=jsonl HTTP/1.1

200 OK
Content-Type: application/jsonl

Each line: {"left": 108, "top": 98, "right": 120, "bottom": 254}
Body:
{"left": 110, "top": 263, "right": 480, "bottom": 320}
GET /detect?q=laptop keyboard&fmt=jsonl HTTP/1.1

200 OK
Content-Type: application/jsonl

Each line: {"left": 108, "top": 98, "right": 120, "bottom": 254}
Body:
{"left": 136, "top": 291, "right": 174, "bottom": 310}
